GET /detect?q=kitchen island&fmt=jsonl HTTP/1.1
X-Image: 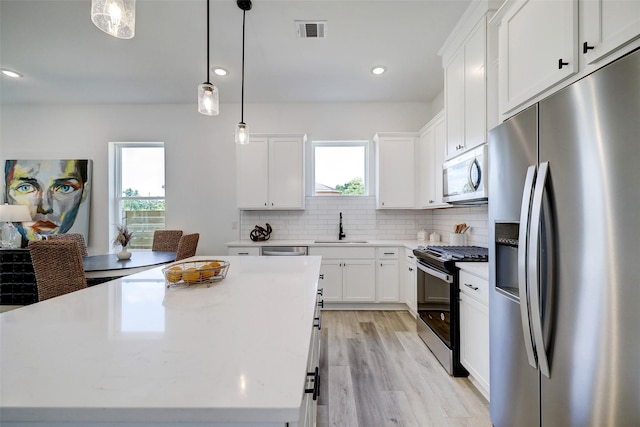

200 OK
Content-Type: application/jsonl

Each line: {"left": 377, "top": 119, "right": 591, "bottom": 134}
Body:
{"left": 0, "top": 256, "right": 322, "bottom": 427}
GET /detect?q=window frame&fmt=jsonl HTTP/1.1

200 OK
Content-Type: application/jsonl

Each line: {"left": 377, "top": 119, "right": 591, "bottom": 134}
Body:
{"left": 108, "top": 142, "right": 165, "bottom": 251}
{"left": 309, "top": 140, "right": 371, "bottom": 197}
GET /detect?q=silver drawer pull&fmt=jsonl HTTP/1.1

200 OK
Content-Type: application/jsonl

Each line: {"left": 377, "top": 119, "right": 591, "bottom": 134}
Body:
{"left": 464, "top": 283, "right": 479, "bottom": 291}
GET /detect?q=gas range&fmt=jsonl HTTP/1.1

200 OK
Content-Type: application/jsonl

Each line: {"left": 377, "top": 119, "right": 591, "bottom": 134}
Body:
{"left": 413, "top": 244, "right": 489, "bottom": 377}
{"left": 413, "top": 245, "right": 488, "bottom": 273}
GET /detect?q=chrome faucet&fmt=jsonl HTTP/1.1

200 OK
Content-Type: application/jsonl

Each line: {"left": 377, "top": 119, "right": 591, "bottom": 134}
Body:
{"left": 339, "top": 212, "right": 346, "bottom": 240}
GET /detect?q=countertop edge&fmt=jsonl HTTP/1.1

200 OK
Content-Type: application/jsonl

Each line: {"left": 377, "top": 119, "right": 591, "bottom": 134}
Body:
{"left": 456, "top": 262, "right": 489, "bottom": 280}
{"left": 226, "top": 239, "right": 427, "bottom": 250}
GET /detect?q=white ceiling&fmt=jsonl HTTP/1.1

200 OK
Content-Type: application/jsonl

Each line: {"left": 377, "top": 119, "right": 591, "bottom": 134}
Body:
{"left": 0, "top": 0, "right": 471, "bottom": 105}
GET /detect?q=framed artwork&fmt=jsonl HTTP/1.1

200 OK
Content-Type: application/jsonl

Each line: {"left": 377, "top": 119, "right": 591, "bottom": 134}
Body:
{"left": 3, "top": 159, "right": 92, "bottom": 243}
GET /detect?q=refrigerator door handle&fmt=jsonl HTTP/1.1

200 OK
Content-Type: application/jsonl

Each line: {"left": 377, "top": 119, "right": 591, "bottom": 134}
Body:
{"left": 529, "top": 161, "right": 551, "bottom": 378}
{"left": 518, "top": 165, "right": 538, "bottom": 369}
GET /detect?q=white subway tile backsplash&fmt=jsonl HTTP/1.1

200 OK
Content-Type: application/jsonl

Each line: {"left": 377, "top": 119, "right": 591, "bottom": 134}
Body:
{"left": 239, "top": 197, "right": 488, "bottom": 246}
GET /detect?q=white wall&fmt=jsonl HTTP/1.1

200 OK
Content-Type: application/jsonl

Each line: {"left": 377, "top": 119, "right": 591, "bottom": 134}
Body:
{"left": 432, "top": 206, "right": 488, "bottom": 247}
{"left": 1, "top": 101, "right": 432, "bottom": 255}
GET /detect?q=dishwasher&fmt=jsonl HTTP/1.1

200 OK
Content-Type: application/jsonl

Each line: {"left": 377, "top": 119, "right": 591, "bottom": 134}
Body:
{"left": 260, "top": 246, "right": 308, "bottom": 256}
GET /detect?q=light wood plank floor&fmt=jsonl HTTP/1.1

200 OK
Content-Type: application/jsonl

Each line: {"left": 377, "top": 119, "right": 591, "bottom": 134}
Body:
{"left": 316, "top": 311, "right": 491, "bottom": 427}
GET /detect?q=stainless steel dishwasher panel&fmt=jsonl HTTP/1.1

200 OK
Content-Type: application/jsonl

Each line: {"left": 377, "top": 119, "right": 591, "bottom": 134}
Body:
{"left": 260, "top": 246, "right": 308, "bottom": 256}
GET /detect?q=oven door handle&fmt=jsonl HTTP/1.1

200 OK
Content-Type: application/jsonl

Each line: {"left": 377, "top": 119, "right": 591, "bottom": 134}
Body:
{"left": 417, "top": 261, "right": 453, "bottom": 283}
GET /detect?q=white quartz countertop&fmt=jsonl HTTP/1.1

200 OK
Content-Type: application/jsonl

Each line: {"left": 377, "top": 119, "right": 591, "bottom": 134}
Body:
{"left": 0, "top": 256, "right": 322, "bottom": 425}
{"left": 456, "top": 262, "right": 489, "bottom": 280}
{"left": 226, "top": 239, "right": 427, "bottom": 250}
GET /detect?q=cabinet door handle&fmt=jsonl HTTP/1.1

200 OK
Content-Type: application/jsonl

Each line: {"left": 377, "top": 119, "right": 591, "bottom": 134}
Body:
{"left": 319, "top": 274, "right": 324, "bottom": 280}
{"left": 429, "top": 200, "right": 434, "bottom": 203}
{"left": 305, "top": 367, "right": 320, "bottom": 400}
{"left": 558, "top": 58, "right": 569, "bottom": 69}
{"left": 583, "top": 42, "right": 594, "bottom": 54}
{"left": 464, "top": 283, "right": 479, "bottom": 291}
{"left": 409, "top": 267, "right": 414, "bottom": 272}
{"left": 238, "top": 252, "right": 249, "bottom": 255}
{"left": 384, "top": 252, "right": 395, "bottom": 255}
{"left": 318, "top": 299, "right": 324, "bottom": 308}
{"left": 264, "top": 202, "right": 267, "bottom": 206}
{"left": 317, "top": 288, "right": 323, "bottom": 295}
{"left": 314, "top": 316, "right": 322, "bottom": 330}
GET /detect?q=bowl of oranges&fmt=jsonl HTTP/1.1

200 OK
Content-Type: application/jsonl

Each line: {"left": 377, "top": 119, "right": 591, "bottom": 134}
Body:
{"left": 162, "top": 259, "right": 230, "bottom": 287}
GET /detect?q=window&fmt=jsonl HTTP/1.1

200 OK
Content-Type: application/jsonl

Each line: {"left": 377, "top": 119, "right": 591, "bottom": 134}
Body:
{"left": 312, "top": 141, "right": 369, "bottom": 196}
{"left": 109, "top": 142, "right": 165, "bottom": 250}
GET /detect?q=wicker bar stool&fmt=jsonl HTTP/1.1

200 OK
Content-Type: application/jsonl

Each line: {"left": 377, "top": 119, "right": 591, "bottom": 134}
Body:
{"left": 152, "top": 230, "right": 183, "bottom": 252}
{"left": 175, "top": 233, "right": 200, "bottom": 261}
{"left": 28, "top": 240, "right": 88, "bottom": 301}
{"left": 45, "top": 233, "right": 89, "bottom": 257}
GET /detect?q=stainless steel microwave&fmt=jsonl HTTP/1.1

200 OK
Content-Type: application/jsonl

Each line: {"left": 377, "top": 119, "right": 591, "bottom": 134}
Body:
{"left": 442, "top": 144, "right": 488, "bottom": 205}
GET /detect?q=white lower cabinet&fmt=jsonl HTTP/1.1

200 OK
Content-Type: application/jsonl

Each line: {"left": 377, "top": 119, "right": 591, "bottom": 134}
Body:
{"left": 376, "top": 247, "right": 400, "bottom": 302}
{"left": 297, "top": 290, "right": 322, "bottom": 427}
{"left": 313, "top": 247, "right": 405, "bottom": 304}
{"left": 458, "top": 269, "right": 490, "bottom": 400}
{"left": 404, "top": 248, "right": 417, "bottom": 315}
{"left": 227, "top": 246, "right": 260, "bottom": 256}
{"left": 341, "top": 260, "right": 376, "bottom": 302}
{"left": 316, "top": 259, "right": 375, "bottom": 302}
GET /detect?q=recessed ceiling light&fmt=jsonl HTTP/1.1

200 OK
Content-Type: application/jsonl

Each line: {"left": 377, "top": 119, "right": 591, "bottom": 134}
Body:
{"left": 1, "top": 69, "right": 23, "bottom": 78}
{"left": 213, "top": 68, "right": 227, "bottom": 76}
{"left": 371, "top": 66, "right": 386, "bottom": 75}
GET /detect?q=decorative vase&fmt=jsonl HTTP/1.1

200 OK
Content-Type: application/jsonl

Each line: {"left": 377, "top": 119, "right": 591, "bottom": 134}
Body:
{"left": 117, "top": 248, "right": 132, "bottom": 260}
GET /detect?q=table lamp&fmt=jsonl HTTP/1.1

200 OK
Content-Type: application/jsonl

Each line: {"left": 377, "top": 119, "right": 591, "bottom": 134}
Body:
{"left": 0, "top": 203, "right": 32, "bottom": 248}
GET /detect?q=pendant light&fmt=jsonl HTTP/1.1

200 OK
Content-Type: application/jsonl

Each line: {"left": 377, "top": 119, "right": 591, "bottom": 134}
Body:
{"left": 235, "top": 0, "right": 252, "bottom": 145}
{"left": 91, "top": 0, "right": 136, "bottom": 39}
{"left": 198, "top": 0, "right": 219, "bottom": 116}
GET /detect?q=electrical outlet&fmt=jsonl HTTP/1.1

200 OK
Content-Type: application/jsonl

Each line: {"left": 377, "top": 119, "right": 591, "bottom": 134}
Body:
{"left": 231, "top": 221, "right": 238, "bottom": 230}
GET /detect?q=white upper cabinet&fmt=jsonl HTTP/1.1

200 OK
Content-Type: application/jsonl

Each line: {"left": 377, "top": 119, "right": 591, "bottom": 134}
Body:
{"left": 496, "top": 0, "right": 578, "bottom": 114}
{"left": 493, "top": 0, "right": 640, "bottom": 117}
{"left": 445, "top": 49, "right": 466, "bottom": 158}
{"left": 441, "top": 1, "right": 500, "bottom": 160}
{"left": 374, "top": 133, "right": 417, "bottom": 209}
{"left": 417, "top": 110, "right": 449, "bottom": 209}
{"left": 236, "top": 134, "right": 306, "bottom": 210}
{"left": 581, "top": 0, "right": 640, "bottom": 66}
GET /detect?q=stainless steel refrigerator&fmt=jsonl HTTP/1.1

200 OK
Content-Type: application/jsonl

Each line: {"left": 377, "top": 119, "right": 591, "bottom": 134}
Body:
{"left": 488, "top": 48, "right": 640, "bottom": 427}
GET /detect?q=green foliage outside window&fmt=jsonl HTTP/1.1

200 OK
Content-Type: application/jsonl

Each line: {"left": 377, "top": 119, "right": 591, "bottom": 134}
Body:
{"left": 335, "top": 178, "right": 365, "bottom": 195}
{"left": 122, "top": 188, "right": 166, "bottom": 210}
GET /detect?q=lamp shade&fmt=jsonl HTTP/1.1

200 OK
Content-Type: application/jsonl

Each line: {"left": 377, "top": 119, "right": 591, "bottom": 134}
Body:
{"left": 91, "top": 0, "right": 136, "bottom": 39}
{"left": 198, "top": 83, "right": 219, "bottom": 115}
{"left": 0, "top": 203, "right": 32, "bottom": 222}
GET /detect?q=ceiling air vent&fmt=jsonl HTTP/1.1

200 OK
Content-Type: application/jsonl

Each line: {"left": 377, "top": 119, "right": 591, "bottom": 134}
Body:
{"left": 296, "top": 21, "right": 327, "bottom": 38}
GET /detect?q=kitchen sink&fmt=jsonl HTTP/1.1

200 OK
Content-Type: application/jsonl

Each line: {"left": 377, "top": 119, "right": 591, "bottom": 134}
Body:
{"left": 313, "top": 239, "right": 368, "bottom": 244}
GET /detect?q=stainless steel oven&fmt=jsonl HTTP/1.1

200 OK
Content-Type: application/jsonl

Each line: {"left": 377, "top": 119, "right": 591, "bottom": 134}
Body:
{"left": 414, "top": 245, "right": 488, "bottom": 377}
{"left": 416, "top": 259, "right": 465, "bottom": 376}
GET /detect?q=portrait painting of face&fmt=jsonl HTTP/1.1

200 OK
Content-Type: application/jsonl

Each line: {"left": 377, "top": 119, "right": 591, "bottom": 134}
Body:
{"left": 3, "top": 159, "right": 92, "bottom": 242}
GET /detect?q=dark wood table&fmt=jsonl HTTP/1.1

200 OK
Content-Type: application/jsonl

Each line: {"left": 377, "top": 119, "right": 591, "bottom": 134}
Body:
{"left": 83, "top": 251, "right": 176, "bottom": 281}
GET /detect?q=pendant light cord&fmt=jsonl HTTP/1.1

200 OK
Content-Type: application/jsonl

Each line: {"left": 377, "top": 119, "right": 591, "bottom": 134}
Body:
{"left": 241, "top": 8, "right": 246, "bottom": 123}
{"left": 206, "top": 0, "right": 210, "bottom": 84}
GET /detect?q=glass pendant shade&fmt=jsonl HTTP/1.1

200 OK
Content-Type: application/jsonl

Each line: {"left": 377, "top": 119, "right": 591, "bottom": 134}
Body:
{"left": 91, "top": 0, "right": 136, "bottom": 39}
{"left": 235, "top": 122, "right": 250, "bottom": 145}
{"left": 198, "top": 83, "right": 219, "bottom": 116}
